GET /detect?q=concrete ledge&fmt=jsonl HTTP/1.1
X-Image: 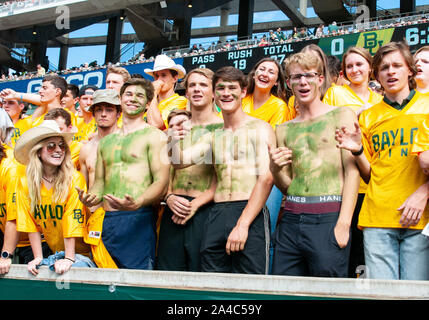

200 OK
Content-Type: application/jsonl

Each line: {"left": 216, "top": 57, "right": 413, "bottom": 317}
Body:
{"left": 2, "top": 265, "right": 429, "bottom": 299}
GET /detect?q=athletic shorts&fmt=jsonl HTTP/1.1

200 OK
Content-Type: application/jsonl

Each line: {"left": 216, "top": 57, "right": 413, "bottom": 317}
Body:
{"left": 102, "top": 207, "right": 156, "bottom": 270}
{"left": 200, "top": 200, "right": 270, "bottom": 274}
{"left": 156, "top": 195, "right": 213, "bottom": 271}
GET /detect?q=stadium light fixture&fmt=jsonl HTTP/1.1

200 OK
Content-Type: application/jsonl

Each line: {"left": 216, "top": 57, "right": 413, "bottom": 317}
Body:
{"left": 160, "top": 1, "right": 167, "bottom": 8}
{"left": 188, "top": 0, "right": 192, "bottom": 8}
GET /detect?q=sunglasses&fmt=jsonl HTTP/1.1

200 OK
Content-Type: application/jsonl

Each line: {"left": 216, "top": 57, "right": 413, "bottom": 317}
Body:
{"left": 45, "top": 141, "right": 66, "bottom": 153}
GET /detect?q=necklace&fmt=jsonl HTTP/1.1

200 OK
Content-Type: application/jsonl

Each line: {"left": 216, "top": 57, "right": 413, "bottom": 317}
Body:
{"left": 42, "top": 176, "right": 54, "bottom": 184}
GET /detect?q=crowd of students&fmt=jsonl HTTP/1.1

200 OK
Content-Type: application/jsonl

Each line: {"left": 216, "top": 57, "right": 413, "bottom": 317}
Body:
{"left": 0, "top": 40, "right": 428, "bottom": 282}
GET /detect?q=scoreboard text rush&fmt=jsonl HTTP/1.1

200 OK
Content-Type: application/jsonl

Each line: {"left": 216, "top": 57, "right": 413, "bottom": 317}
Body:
{"left": 182, "top": 21, "right": 429, "bottom": 74}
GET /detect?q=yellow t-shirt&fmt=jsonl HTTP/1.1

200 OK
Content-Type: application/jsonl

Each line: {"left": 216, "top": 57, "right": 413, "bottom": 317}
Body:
{"left": 242, "top": 94, "right": 291, "bottom": 129}
{"left": 323, "top": 84, "right": 383, "bottom": 194}
{"left": 29, "top": 113, "right": 46, "bottom": 128}
{"left": 16, "top": 169, "right": 90, "bottom": 255}
{"left": 10, "top": 118, "right": 31, "bottom": 148}
{"left": 0, "top": 150, "right": 15, "bottom": 233}
{"left": 0, "top": 153, "right": 30, "bottom": 247}
{"left": 358, "top": 91, "right": 429, "bottom": 230}
{"left": 411, "top": 92, "right": 429, "bottom": 155}
{"left": 287, "top": 96, "right": 297, "bottom": 120}
{"left": 143, "top": 93, "right": 188, "bottom": 129}
{"left": 70, "top": 140, "right": 82, "bottom": 170}
{"left": 75, "top": 117, "right": 97, "bottom": 142}
{"left": 323, "top": 84, "right": 383, "bottom": 113}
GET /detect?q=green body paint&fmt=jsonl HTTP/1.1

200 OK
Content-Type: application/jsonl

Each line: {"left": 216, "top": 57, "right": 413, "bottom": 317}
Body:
{"left": 123, "top": 86, "right": 148, "bottom": 116}
{"left": 211, "top": 120, "right": 262, "bottom": 196}
{"left": 173, "top": 123, "right": 223, "bottom": 193}
{"left": 99, "top": 127, "right": 155, "bottom": 199}
{"left": 281, "top": 108, "right": 344, "bottom": 196}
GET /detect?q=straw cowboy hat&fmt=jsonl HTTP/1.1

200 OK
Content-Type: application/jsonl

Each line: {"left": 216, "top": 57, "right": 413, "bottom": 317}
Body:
{"left": 144, "top": 54, "right": 186, "bottom": 79}
{"left": 14, "top": 120, "right": 74, "bottom": 165}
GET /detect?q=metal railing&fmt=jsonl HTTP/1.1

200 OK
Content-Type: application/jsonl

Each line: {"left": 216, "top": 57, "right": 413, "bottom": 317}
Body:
{"left": 161, "top": 9, "right": 429, "bottom": 58}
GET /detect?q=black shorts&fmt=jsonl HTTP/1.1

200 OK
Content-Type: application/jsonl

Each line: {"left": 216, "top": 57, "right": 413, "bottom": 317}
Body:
{"left": 272, "top": 211, "right": 351, "bottom": 278}
{"left": 200, "top": 200, "right": 270, "bottom": 274}
{"left": 156, "top": 195, "right": 213, "bottom": 272}
{"left": 16, "top": 242, "right": 52, "bottom": 264}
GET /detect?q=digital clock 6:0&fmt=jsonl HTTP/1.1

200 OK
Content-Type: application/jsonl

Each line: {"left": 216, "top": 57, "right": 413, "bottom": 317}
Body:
{"left": 406, "top": 27, "right": 429, "bottom": 45}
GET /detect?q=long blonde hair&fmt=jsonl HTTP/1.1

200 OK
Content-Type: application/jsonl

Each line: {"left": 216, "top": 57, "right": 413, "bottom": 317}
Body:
{"left": 26, "top": 137, "right": 74, "bottom": 211}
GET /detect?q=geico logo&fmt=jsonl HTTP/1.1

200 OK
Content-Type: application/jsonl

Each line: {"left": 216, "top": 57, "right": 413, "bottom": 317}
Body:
{"left": 26, "top": 71, "right": 104, "bottom": 93}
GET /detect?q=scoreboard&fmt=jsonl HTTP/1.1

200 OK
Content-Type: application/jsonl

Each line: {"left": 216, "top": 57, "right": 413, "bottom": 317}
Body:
{"left": 183, "top": 40, "right": 318, "bottom": 74}
{"left": 182, "top": 21, "right": 429, "bottom": 74}
{"left": 2, "top": 20, "right": 429, "bottom": 94}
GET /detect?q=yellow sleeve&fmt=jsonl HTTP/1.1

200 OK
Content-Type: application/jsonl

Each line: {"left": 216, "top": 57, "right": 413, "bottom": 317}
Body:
{"left": 359, "top": 111, "right": 373, "bottom": 160}
{"left": 287, "top": 96, "right": 297, "bottom": 119}
{"left": 15, "top": 175, "right": 39, "bottom": 233}
{"left": 322, "top": 86, "right": 335, "bottom": 106}
{"left": 162, "top": 96, "right": 188, "bottom": 129}
{"left": 411, "top": 117, "right": 429, "bottom": 155}
{"left": 62, "top": 171, "right": 87, "bottom": 238}
{"left": 5, "top": 163, "right": 18, "bottom": 221}
{"left": 70, "top": 141, "right": 82, "bottom": 170}
{"left": 268, "top": 98, "right": 288, "bottom": 127}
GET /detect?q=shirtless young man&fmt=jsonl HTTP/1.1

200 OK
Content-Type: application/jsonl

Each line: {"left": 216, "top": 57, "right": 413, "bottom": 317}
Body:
{"left": 79, "top": 89, "right": 121, "bottom": 189}
{"left": 77, "top": 78, "right": 170, "bottom": 269}
{"left": 170, "top": 66, "right": 275, "bottom": 274}
{"left": 270, "top": 51, "right": 359, "bottom": 277}
{"left": 77, "top": 89, "right": 121, "bottom": 268}
{"left": 157, "top": 68, "right": 223, "bottom": 272}
{"left": 0, "top": 75, "right": 67, "bottom": 127}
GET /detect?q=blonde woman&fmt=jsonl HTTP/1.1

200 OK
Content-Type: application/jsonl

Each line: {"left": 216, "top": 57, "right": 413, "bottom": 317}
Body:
{"left": 14, "top": 120, "right": 94, "bottom": 275}
{"left": 323, "top": 46, "right": 383, "bottom": 115}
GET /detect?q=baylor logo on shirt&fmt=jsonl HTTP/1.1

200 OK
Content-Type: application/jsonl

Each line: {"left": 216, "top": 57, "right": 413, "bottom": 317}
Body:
{"left": 0, "top": 203, "right": 5, "bottom": 217}
{"left": 34, "top": 204, "right": 64, "bottom": 221}
{"left": 372, "top": 127, "right": 418, "bottom": 157}
{"left": 73, "top": 209, "right": 83, "bottom": 224}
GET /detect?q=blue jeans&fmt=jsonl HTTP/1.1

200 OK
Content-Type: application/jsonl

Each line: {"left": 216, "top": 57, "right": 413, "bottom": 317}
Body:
{"left": 265, "top": 186, "right": 283, "bottom": 274}
{"left": 363, "top": 228, "right": 429, "bottom": 280}
{"left": 39, "top": 251, "right": 96, "bottom": 270}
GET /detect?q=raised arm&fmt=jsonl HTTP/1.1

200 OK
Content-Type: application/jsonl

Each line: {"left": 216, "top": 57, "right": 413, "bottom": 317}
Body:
{"left": 168, "top": 126, "right": 213, "bottom": 170}
{"left": 146, "top": 81, "right": 165, "bottom": 130}
{"left": 335, "top": 121, "right": 371, "bottom": 183}
{"left": 0, "top": 88, "right": 42, "bottom": 106}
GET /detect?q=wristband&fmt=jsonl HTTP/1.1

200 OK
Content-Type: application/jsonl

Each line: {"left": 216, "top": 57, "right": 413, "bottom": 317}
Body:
{"left": 351, "top": 145, "right": 364, "bottom": 156}
{"left": 164, "top": 193, "right": 174, "bottom": 202}
{"left": 65, "top": 257, "right": 75, "bottom": 263}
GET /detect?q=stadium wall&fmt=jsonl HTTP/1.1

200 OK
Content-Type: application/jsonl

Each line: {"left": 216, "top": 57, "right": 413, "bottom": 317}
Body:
{"left": 1, "top": 21, "right": 429, "bottom": 93}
